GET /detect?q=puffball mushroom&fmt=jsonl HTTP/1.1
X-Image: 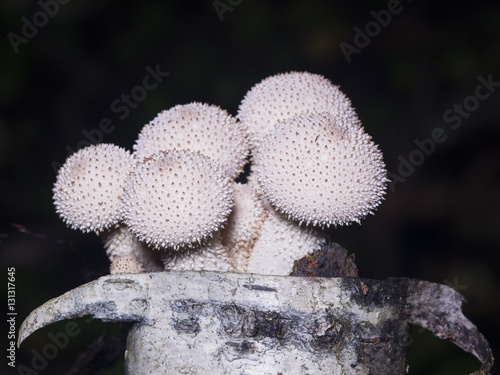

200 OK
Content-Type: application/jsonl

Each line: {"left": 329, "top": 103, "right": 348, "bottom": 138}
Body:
{"left": 53, "top": 143, "right": 134, "bottom": 234}
{"left": 122, "top": 149, "right": 234, "bottom": 250}
{"left": 237, "top": 71, "right": 360, "bottom": 148}
{"left": 52, "top": 143, "right": 158, "bottom": 274}
{"left": 133, "top": 102, "right": 249, "bottom": 179}
{"left": 253, "top": 113, "right": 387, "bottom": 227}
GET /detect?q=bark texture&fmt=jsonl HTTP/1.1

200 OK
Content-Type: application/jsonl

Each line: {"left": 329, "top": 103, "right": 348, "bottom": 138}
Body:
{"left": 19, "top": 271, "right": 493, "bottom": 375}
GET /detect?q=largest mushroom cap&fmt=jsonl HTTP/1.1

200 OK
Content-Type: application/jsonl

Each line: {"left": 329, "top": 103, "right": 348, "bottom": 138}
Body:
{"left": 253, "top": 113, "right": 387, "bottom": 227}
{"left": 133, "top": 102, "right": 249, "bottom": 179}
{"left": 123, "top": 150, "right": 234, "bottom": 250}
{"left": 53, "top": 144, "right": 134, "bottom": 234}
{"left": 237, "top": 71, "right": 360, "bottom": 148}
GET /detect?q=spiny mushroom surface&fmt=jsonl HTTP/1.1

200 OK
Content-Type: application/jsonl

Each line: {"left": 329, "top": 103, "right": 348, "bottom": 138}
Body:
{"left": 109, "top": 254, "right": 146, "bottom": 274}
{"left": 122, "top": 150, "right": 234, "bottom": 250}
{"left": 160, "top": 234, "right": 234, "bottom": 272}
{"left": 246, "top": 201, "right": 327, "bottom": 276}
{"left": 237, "top": 71, "right": 360, "bottom": 148}
{"left": 133, "top": 102, "right": 249, "bottom": 179}
{"left": 50, "top": 72, "right": 389, "bottom": 278}
{"left": 103, "top": 225, "right": 163, "bottom": 274}
{"left": 253, "top": 112, "right": 387, "bottom": 227}
{"left": 53, "top": 143, "right": 134, "bottom": 234}
{"left": 219, "top": 182, "right": 267, "bottom": 272}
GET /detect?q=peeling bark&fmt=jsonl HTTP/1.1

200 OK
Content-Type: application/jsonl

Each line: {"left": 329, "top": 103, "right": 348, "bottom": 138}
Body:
{"left": 291, "top": 242, "right": 359, "bottom": 277}
{"left": 19, "top": 271, "right": 493, "bottom": 374}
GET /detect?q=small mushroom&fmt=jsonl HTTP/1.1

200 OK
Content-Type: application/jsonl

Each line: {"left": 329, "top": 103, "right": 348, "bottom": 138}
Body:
{"left": 133, "top": 102, "right": 249, "bottom": 179}
{"left": 237, "top": 71, "right": 360, "bottom": 148}
{"left": 122, "top": 149, "right": 234, "bottom": 250}
{"left": 53, "top": 143, "right": 134, "bottom": 234}
{"left": 52, "top": 144, "right": 151, "bottom": 273}
{"left": 253, "top": 112, "right": 387, "bottom": 227}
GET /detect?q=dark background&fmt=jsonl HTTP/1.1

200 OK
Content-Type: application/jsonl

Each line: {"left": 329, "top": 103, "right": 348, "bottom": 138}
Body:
{"left": 1, "top": 0, "right": 499, "bottom": 374}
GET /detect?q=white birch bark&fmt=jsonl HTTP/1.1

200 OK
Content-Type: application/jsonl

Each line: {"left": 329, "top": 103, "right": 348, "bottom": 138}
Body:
{"left": 18, "top": 271, "right": 493, "bottom": 375}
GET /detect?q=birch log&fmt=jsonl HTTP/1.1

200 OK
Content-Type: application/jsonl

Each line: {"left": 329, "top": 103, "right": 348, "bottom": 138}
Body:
{"left": 18, "top": 271, "right": 493, "bottom": 375}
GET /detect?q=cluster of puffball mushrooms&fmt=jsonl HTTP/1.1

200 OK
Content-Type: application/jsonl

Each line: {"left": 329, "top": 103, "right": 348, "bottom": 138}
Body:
{"left": 53, "top": 72, "right": 388, "bottom": 276}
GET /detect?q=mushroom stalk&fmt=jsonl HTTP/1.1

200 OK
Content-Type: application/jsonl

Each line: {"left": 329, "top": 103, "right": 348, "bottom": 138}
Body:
{"left": 103, "top": 225, "right": 163, "bottom": 274}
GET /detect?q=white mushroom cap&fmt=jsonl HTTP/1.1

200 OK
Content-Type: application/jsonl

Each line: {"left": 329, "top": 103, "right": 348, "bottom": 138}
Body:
{"left": 219, "top": 182, "right": 267, "bottom": 272}
{"left": 253, "top": 113, "right": 387, "bottom": 227}
{"left": 246, "top": 202, "right": 327, "bottom": 276}
{"left": 123, "top": 150, "right": 234, "bottom": 250}
{"left": 237, "top": 71, "right": 360, "bottom": 148}
{"left": 133, "top": 102, "right": 249, "bottom": 179}
{"left": 53, "top": 144, "right": 134, "bottom": 234}
{"left": 160, "top": 234, "right": 234, "bottom": 272}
